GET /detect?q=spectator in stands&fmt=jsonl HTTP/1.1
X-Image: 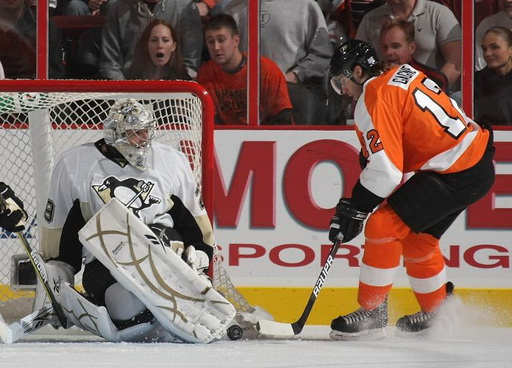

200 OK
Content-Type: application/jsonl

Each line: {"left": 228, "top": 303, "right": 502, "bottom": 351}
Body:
{"left": 196, "top": 13, "right": 293, "bottom": 125}
{"left": 475, "top": 26, "right": 512, "bottom": 126}
{"left": 55, "top": 1, "right": 117, "bottom": 79}
{"left": 99, "top": 0, "right": 203, "bottom": 80}
{"left": 195, "top": 0, "right": 219, "bottom": 17}
{"left": 62, "top": 0, "right": 118, "bottom": 16}
{"left": 380, "top": 18, "right": 449, "bottom": 92}
{"left": 0, "top": 0, "right": 64, "bottom": 79}
{"left": 356, "top": 0, "right": 461, "bottom": 90}
{"left": 212, "top": 0, "right": 333, "bottom": 125}
{"left": 475, "top": 0, "right": 512, "bottom": 70}
{"left": 126, "top": 19, "right": 190, "bottom": 80}
{"left": 317, "top": 0, "right": 353, "bottom": 46}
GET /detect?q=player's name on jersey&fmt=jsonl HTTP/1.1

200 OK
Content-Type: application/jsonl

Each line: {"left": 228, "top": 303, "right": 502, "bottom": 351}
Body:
{"left": 389, "top": 64, "right": 419, "bottom": 88}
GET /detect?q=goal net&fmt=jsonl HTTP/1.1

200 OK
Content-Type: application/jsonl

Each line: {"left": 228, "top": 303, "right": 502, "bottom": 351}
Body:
{"left": 0, "top": 80, "right": 254, "bottom": 322}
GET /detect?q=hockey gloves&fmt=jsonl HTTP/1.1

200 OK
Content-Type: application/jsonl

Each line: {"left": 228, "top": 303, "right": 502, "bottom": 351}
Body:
{"left": 329, "top": 198, "right": 369, "bottom": 243}
{"left": 184, "top": 245, "right": 209, "bottom": 274}
{"left": 0, "top": 182, "right": 28, "bottom": 232}
{"left": 148, "top": 223, "right": 210, "bottom": 276}
{"left": 148, "top": 223, "right": 185, "bottom": 255}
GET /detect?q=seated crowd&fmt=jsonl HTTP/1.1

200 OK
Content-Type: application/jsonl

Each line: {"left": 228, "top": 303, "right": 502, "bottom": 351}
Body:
{"left": 0, "top": 0, "right": 510, "bottom": 125}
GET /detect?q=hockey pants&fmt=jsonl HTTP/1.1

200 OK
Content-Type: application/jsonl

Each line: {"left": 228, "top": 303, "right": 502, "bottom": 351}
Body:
{"left": 358, "top": 203, "right": 448, "bottom": 313}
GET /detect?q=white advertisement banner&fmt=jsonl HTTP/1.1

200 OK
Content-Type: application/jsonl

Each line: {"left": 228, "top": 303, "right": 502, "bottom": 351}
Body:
{"left": 213, "top": 129, "right": 512, "bottom": 289}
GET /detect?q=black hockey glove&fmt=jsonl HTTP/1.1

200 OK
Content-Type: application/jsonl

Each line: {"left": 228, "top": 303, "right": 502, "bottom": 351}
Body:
{"left": 0, "top": 182, "right": 28, "bottom": 233}
{"left": 148, "top": 223, "right": 185, "bottom": 255}
{"left": 329, "top": 198, "right": 369, "bottom": 243}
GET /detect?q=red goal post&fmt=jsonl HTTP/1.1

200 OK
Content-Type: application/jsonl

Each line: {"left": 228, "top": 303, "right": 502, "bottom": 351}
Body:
{"left": 0, "top": 79, "right": 222, "bottom": 321}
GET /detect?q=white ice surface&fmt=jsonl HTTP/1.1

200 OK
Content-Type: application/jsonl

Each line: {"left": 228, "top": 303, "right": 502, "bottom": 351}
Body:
{"left": 2, "top": 297, "right": 511, "bottom": 368}
{"left": 1, "top": 323, "right": 512, "bottom": 368}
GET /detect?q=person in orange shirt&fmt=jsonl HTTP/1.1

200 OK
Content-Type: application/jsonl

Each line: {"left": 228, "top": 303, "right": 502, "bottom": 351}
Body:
{"left": 196, "top": 13, "right": 293, "bottom": 125}
{"left": 327, "top": 40, "right": 495, "bottom": 339}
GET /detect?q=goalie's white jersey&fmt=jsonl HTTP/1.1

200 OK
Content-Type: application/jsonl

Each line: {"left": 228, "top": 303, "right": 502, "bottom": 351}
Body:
{"left": 41, "top": 139, "right": 215, "bottom": 268}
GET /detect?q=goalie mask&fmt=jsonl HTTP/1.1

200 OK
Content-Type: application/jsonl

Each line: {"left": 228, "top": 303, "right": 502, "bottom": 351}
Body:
{"left": 329, "top": 39, "right": 379, "bottom": 94}
{"left": 104, "top": 99, "right": 156, "bottom": 171}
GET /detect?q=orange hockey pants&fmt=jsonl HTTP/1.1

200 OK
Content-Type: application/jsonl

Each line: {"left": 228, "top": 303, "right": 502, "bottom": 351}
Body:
{"left": 357, "top": 203, "right": 447, "bottom": 313}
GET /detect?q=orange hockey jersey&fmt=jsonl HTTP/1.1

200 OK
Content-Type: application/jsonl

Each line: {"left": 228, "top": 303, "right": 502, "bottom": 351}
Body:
{"left": 355, "top": 63, "right": 490, "bottom": 200}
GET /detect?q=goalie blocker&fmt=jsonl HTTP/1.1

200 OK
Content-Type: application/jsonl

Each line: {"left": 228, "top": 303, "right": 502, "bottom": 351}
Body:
{"left": 78, "top": 198, "right": 236, "bottom": 343}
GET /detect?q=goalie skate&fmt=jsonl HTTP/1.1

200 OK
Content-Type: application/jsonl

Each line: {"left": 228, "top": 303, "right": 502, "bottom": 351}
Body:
{"left": 0, "top": 306, "right": 53, "bottom": 343}
{"left": 78, "top": 198, "right": 236, "bottom": 343}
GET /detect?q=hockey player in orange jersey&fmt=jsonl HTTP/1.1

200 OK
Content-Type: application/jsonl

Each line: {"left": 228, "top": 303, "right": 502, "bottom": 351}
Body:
{"left": 327, "top": 40, "right": 495, "bottom": 340}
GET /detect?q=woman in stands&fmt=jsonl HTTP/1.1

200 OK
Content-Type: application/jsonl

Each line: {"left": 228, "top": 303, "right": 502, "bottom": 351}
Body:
{"left": 475, "top": 26, "right": 512, "bottom": 126}
{"left": 126, "top": 19, "right": 191, "bottom": 81}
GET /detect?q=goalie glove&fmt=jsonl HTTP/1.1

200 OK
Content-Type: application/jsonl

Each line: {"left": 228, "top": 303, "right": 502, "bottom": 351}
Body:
{"left": 148, "top": 223, "right": 185, "bottom": 256}
{"left": 183, "top": 245, "right": 210, "bottom": 274}
{"left": 0, "top": 182, "right": 28, "bottom": 233}
{"left": 329, "top": 198, "right": 369, "bottom": 243}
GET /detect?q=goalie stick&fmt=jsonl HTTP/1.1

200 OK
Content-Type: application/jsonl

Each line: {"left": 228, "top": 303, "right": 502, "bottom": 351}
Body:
{"left": 0, "top": 196, "right": 69, "bottom": 329}
{"left": 256, "top": 236, "right": 343, "bottom": 338}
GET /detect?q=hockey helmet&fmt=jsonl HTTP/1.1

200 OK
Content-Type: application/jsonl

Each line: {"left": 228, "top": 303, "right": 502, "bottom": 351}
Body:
{"left": 103, "top": 99, "right": 156, "bottom": 171}
{"left": 329, "top": 39, "right": 379, "bottom": 80}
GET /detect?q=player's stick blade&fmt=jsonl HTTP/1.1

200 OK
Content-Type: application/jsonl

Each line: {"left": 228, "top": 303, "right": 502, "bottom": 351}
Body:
{"left": 256, "top": 320, "right": 295, "bottom": 338}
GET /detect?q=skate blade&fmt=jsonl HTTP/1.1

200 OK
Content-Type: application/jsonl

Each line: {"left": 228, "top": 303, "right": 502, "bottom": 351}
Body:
{"left": 394, "top": 327, "right": 428, "bottom": 339}
{"left": 330, "top": 327, "right": 386, "bottom": 341}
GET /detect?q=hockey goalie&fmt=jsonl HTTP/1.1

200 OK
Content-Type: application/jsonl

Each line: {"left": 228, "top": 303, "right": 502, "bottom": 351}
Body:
{"left": 26, "top": 99, "right": 235, "bottom": 343}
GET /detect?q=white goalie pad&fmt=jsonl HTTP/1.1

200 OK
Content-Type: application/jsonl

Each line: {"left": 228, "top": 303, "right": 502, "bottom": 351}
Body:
{"left": 0, "top": 306, "right": 53, "bottom": 344}
{"left": 78, "top": 198, "right": 236, "bottom": 343}
{"left": 58, "top": 283, "right": 165, "bottom": 342}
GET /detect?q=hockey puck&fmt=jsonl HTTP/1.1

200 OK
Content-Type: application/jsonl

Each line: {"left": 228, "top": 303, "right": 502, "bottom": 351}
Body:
{"left": 227, "top": 325, "right": 243, "bottom": 340}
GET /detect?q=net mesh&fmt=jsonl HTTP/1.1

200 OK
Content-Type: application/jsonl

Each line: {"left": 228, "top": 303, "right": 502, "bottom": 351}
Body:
{"left": 0, "top": 89, "right": 252, "bottom": 322}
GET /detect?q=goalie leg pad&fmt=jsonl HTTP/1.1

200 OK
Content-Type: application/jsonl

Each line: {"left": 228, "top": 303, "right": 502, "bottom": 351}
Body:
{"left": 33, "top": 259, "right": 74, "bottom": 327}
{"left": 104, "top": 282, "right": 147, "bottom": 321}
{"left": 78, "top": 198, "right": 236, "bottom": 343}
{"left": 58, "top": 283, "right": 166, "bottom": 342}
{"left": 0, "top": 306, "right": 53, "bottom": 343}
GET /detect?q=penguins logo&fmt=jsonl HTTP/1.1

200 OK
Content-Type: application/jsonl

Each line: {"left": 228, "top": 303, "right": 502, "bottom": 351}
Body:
{"left": 93, "top": 177, "right": 161, "bottom": 216}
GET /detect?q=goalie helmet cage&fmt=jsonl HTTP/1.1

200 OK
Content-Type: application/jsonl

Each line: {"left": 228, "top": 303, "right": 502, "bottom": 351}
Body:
{"left": 0, "top": 79, "right": 253, "bottom": 322}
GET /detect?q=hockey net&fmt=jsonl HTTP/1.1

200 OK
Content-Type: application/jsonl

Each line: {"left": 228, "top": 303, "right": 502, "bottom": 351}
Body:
{"left": 0, "top": 80, "right": 253, "bottom": 322}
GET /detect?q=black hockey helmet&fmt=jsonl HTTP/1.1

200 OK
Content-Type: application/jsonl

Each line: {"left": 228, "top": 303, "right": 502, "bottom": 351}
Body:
{"left": 329, "top": 39, "right": 379, "bottom": 79}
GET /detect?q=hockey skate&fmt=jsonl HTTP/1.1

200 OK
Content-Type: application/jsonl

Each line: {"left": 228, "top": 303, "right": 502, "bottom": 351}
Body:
{"left": 396, "top": 282, "right": 455, "bottom": 334}
{"left": 330, "top": 298, "right": 388, "bottom": 340}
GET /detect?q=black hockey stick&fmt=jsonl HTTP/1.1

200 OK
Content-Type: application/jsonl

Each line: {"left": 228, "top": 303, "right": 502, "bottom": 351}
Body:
{"left": 256, "top": 236, "right": 342, "bottom": 338}
{"left": 0, "top": 196, "right": 68, "bottom": 329}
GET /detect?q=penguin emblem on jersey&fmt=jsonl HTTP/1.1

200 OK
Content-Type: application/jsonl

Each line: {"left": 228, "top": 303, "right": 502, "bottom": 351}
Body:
{"left": 93, "top": 177, "right": 161, "bottom": 216}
